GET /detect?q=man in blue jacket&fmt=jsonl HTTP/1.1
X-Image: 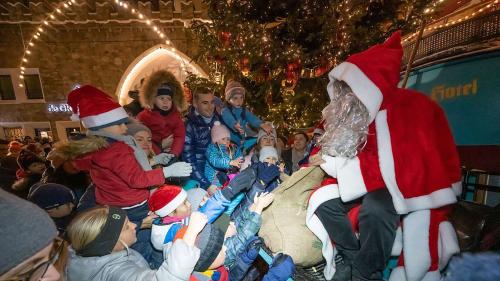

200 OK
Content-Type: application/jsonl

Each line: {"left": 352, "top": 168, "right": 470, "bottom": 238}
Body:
{"left": 182, "top": 87, "right": 220, "bottom": 195}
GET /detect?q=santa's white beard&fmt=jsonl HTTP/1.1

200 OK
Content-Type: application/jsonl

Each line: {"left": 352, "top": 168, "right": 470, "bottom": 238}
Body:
{"left": 320, "top": 80, "right": 370, "bottom": 158}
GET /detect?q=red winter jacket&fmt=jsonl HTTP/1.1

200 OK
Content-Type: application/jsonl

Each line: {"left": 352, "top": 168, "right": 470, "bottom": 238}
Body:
{"left": 137, "top": 109, "right": 186, "bottom": 156}
{"left": 74, "top": 141, "right": 165, "bottom": 207}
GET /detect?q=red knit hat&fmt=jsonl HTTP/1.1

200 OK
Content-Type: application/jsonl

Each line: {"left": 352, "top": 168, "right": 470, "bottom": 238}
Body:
{"left": 148, "top": 185, "right": 187, "bottom": 217}
{"left": 313, "top": 121, "right": 325, "bottom": 135}
{"left": 327, "top": 31, "right": 403, "bottom": 123}
{"left": 67, "top": 85, "right": 129, "bottom": 129}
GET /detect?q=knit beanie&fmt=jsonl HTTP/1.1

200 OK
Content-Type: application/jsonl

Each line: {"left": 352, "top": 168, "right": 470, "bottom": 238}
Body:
{"left": 157, "top": 83, "right": 174, "bottom": 98}
{"left": 259, "top": 146, "right": 279, "bottom": 162}
{"left": 148, "top": 185, "right": 187, "bottom": 217}
{"left": 187, "top": 188, "right": 207, "bottom": 212}
{"left": 0, "top": 189, "right": 57, "bottom": 275}
{"left": 17, "top": 148, "right": 45, "bottom": 171}
{"left": 126, "top": 122, "right": 151, "bottom": 137}
{"left": 256, "top": 126, "right": 277, "bottom": 144}
{"left": 8, "top": 141, "right": 22, "bottom": 154}
{"left": 211, "top": 121, "right": 230, "bottom": 144}
{"left": 28, "top": 183, "right": 76, "bottom": 210}
{"left": 173, "top": 217, "right": 228, "bottom": 272}
{"left": 224, "top": 80, "right": 245, "bottom": 101}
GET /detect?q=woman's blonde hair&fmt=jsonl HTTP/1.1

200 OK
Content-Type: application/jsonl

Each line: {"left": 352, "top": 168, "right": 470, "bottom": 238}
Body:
{"left": 67, "top": 206, "right": 109, "bottom": 251}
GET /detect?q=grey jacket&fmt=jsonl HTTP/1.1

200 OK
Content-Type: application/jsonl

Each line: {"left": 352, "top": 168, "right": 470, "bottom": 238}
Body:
{"left": 66, "top": 240, "right": 200, "bottom": 281}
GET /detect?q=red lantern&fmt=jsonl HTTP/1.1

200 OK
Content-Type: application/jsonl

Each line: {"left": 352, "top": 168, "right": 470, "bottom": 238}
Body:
{"left": 219, "top": 31, "right": 232, "bottom": 48}
{"left": 239, "top": 56, "right": 250, "bottom": 76}
{"left": 285, "top": 60, "right": 301, "bottom": 84}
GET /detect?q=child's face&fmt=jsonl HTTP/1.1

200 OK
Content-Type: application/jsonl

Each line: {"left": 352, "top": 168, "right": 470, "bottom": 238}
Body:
{"left": 217, "top": 137, "right": 230, "bottom": 146}
{"left": 27, "top": 162, "right": 46, "bottom": 175}
{"left": 47, "top": 202, "right": 75, "bottom": 218}
{"left": 259, "top": 136, "right": 276, "bottom": 147}
{"left": 171, "top": 199, "right": 192, "bottom": 218}
{"left": 154, "top": 95, "right": 173, "bottom": 111}
{"left": 134, "top": 130, "right": 153, "bottom": 154}
{"left": 101, "top": 123, "right": 128, "bottom": 135}
{"left": 263, "top": 157, "right": 278, "bottom": 165}
{"left": 229, "top": 94, "right": 244, "bottom": 107}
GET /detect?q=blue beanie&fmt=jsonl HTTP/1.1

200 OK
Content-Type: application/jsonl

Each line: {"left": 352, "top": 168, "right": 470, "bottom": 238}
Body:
{"left": 28, "top": 183, "right": 76, "bottom": 210}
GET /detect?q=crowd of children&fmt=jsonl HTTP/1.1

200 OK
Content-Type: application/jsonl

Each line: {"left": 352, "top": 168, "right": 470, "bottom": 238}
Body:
{"left": 0, "top": 74, "right": 310, "bottom": 281}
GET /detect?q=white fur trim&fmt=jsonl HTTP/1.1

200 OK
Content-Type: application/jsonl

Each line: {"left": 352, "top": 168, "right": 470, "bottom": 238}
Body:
{"left": 306, "top": 184, "right": 340, "bottom": 281}
{"left": 391, "top": 226, "right": 403, "bottom": 256}
{"left": 404, "top": 188, "right": 457, "bottom": 212}
{"left": 151, "top": 224, "right": 172, "bottom": 251}
{"left": 154, "top": 189, "right": 187, "bottom": 217}
{"left": 320, "top": 155, "right": 337, "bottom": 178}
{"left": 438, "top": 221, "right": 460, "bottom": 270}
{"left": 328, "top": 62, "right": 383, "bottom": 123}
{"left": 403, "top": 210, "right": 431, "bottom": 281}
{"left": 80, "top": 106, "right": 129, "bottom": 128}
{"left": 70, "top": 113, "right": 80, "bottom": 121}
{"left": 389, "top": 266, "right": 406, "bottom": 281}
{"left": 421, "top": 271, "right": 441, "bottom": 281}
{"left": 451, "top": 181, "right": 462, "bottom": 196}
{"left": 375, "top": 110, "right": 408, "bottom": 214}
{"left": 336, "top": 156, "right": 367, "bottom": 203}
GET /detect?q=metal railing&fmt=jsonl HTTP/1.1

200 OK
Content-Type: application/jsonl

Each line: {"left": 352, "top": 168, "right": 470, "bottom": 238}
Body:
{"left": 402, "top": 9, "right": 500, "bottom": 66}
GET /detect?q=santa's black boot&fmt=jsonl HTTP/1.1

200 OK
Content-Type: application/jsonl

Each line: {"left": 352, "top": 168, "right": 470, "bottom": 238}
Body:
{"left": 332, "top": 250, "right": 355, "bottom": 281}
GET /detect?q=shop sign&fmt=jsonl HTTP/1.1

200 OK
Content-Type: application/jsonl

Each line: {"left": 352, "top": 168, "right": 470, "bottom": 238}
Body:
{"left": 47, "top": 103, "right": 72, "bottom": 113}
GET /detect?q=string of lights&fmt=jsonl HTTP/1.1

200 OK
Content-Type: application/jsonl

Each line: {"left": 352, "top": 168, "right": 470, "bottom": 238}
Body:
{"left": 403, "top": 0, "right": 499, "bottom": 43}
{"left": 17, "top": 0, "right": 201, "bottom": 88}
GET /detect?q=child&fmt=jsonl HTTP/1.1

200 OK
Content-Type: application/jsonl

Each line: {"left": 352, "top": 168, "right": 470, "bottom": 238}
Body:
{"left": 205, "top": 121, "right": 243, "bottom": 189}
{"left": 28, "top": 183, "right": 76, "bottom": 232}
{"left": 175, "top": 192, "right": 296, "bottom": 281}
{"left": 229, "top": 146, "right": 282, "bottom": 219}
{"left": 137, "top": 70, "right": 187, "bottom": 157}
{"left": 221, "top": 80, "right": 273, "bottom": 148}
{"left": 67, "top": 85, "right": 192, "bottom": 267}
{"left": 12, "top": 148, "right": 47, "bottom": 199}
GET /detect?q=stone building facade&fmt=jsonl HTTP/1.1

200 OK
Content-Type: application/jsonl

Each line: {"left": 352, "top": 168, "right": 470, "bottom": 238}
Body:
{"left": 0, "top": 0, "right": 208, "bottom": 141}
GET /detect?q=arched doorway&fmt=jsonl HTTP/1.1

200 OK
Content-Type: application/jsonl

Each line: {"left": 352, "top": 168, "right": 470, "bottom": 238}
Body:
{"left": 115, "top": 44, "right": 208, "bottom": 105}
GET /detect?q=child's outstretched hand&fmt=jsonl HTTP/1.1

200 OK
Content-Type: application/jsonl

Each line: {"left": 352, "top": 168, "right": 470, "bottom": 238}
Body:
{"left": 230, "top": 157, "right": 243, "bottom": 168}
{"left": 183, "top": 212, "right": 208, "bottom": 246}
{"left": 234, "top": 122, "right": 245, "bottom": 134}
{"left": 260, "top": 122, "right": 273, "bottom": 134}
{"left": 253, "top": 192, "right": 275, "bottom": 214}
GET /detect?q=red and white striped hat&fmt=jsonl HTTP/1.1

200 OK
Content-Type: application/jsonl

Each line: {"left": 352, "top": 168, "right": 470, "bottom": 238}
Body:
{"left": 67, "top": 85, "right": 129, "bottom": 129}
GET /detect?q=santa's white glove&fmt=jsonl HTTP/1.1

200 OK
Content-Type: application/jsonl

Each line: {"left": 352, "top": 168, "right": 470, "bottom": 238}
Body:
{"left": 152, "top": 153, "right": 175, "bottom": 165}
{"left": 163, "top": 162, "right": 192, "bottom": 178}
{"left": 320, "top": 155, "right": 337, "bottom": 178}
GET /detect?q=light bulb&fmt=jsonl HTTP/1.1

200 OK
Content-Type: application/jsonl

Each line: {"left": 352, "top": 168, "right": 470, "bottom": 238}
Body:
{"left": 19, "top": 83, "right": 24, "bottom": 87}
{"left": 23, "top": 58, "right": 28, "bottom": 62}
{"left": 29, "top": 42, "right": 34, "bottom": 46}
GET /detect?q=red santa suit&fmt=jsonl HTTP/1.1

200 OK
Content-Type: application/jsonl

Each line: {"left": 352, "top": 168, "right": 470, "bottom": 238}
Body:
{"left": 306, "top": 32, "right": 461, "bottom": 281}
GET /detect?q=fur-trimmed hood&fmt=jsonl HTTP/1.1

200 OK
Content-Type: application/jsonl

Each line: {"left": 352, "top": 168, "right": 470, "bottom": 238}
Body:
{"left": 140, "top": 70, "right": 186, "bottom": 112}
{"left": 49, "top": 136, "right": 109, "bottom": 162}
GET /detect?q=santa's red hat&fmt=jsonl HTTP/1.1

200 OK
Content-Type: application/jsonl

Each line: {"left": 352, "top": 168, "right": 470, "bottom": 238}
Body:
{"left": 67, "top": 85, "right": 129, "bottom": 129}
{"left": 148, "top": 185, "right": 187, "bottom": 217}
{"left": 328, "top": 31, "right": 403, "bottom": 123}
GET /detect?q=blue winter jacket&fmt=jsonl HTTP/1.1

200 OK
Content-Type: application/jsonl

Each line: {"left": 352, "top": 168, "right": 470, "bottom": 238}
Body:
{"left": 182, "top": 107, "right": 220, "bottom": 190}
{"left": 204, "top": 143, "right": 242, "bottom": 187}
{"left": 221, "top": 106, "right": 262, "bottom": 144}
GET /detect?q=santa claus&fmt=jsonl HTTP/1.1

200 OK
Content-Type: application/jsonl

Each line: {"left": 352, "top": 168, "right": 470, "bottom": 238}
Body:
{"left": 306, "top": 32, "right": 461, "bottom": 281}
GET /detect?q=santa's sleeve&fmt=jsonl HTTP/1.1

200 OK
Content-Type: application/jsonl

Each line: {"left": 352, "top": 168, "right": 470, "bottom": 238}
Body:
{"left": 431, "top": 104, "right": 462, "bottom": 195}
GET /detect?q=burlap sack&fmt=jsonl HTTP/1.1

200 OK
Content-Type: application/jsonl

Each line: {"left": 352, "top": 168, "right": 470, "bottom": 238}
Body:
{"left": 259, "top": 166, "right": 325, "bottom": 266}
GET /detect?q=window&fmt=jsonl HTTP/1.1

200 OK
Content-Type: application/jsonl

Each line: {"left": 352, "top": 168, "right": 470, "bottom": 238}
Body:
{"left": 24, "top": 74, "right": 44, "bottom": 100}
{"left": 0, "top": 75, "right": 15, "bottom": 100}
{"left": 3, "top": 127, "right": 23, "bottom": 141}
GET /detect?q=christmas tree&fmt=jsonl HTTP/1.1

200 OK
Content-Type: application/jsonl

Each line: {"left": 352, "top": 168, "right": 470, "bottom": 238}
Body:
{"left": 188, "top": 0, "right": 444, "bottom": 135}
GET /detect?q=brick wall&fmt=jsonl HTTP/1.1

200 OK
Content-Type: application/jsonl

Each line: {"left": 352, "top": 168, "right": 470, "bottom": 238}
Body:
{"left": 0, "top": 0, "right": 208, "bottom": 140}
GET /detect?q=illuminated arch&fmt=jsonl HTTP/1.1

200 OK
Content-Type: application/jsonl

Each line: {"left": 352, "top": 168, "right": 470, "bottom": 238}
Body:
{"left": 115, "top": 44, "right": 208, "bottom": 105}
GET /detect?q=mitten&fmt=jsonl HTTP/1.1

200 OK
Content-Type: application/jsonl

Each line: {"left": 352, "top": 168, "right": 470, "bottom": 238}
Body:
{"left": 163, "top": 162, "right": 192, "bottom": 178}
{"left": 153, "top": 153, "right": 174, "bottom": 165}
{"left": 256, "top": 162, "right": 280, "bottom": 185}
{"left": 262, "top": 253, "right": 295, "bottom": 281}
